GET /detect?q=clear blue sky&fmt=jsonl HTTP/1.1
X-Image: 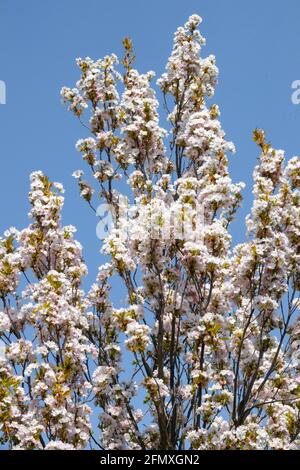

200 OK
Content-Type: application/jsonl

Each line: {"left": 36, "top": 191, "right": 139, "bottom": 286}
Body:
{"left": 1, "top": 0, "right": 300, "bottom": 287}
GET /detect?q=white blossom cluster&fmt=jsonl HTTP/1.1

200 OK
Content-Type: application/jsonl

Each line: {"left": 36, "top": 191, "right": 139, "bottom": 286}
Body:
{"left": 0, "top": 15, "right": 299, "bottom": 451}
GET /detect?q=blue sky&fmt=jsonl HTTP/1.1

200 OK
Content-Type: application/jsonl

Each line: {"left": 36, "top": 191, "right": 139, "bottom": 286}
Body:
{"left": 0, "top": 0, "right": 300, "bottom": 288}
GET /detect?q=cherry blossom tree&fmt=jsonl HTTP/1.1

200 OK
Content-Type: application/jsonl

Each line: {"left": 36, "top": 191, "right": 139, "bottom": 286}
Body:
{"left": 1, "top": 15, "right": 300, "bottom": 450}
